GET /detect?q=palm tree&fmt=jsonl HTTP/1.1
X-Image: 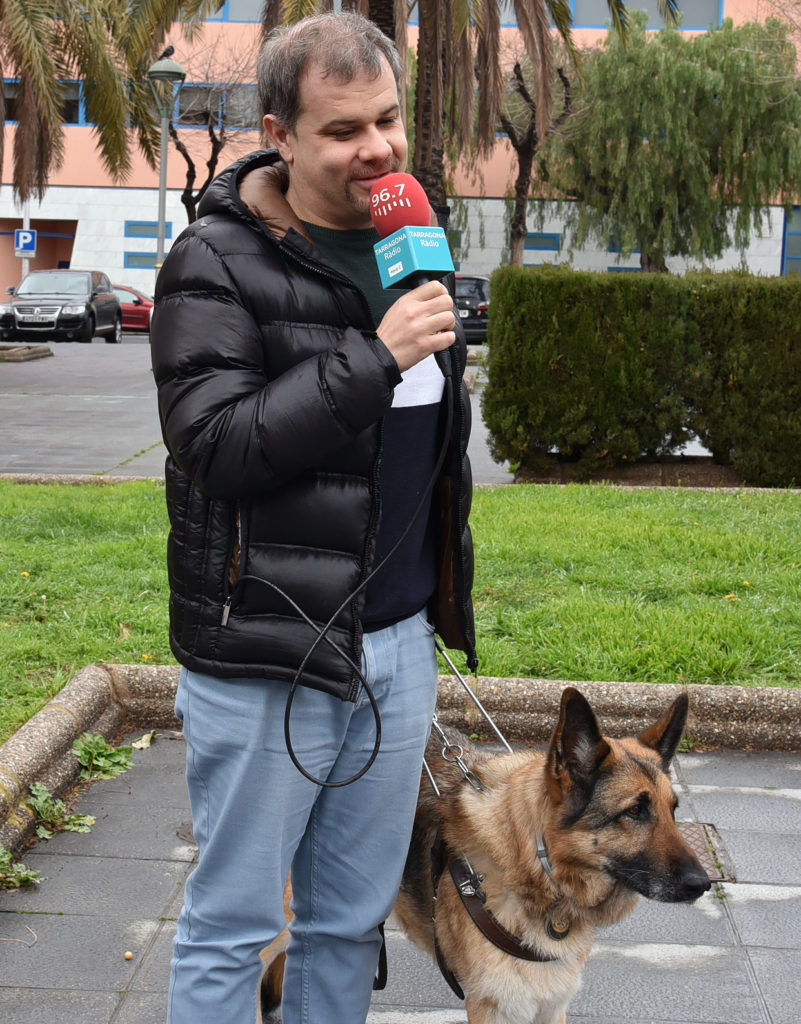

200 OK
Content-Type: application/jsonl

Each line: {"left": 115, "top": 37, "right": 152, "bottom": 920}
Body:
{"left": 413, "top": 0, "right": 681, "bottom": 204}
{"left": 0, "top": 0, "right": 222, "bottom": 202}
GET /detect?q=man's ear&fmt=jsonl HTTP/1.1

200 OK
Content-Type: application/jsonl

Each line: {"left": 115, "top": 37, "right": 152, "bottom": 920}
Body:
{"left": 263, "top": 115, "right": 294, "bottom": 164}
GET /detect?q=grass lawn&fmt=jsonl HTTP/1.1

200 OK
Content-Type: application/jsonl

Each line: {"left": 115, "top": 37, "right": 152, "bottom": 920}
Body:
{"left": 1, "top": 479, "right": 799, "bottom": 744}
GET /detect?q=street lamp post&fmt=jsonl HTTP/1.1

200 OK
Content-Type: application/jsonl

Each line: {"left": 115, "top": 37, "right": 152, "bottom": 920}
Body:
{"left": 147, "top": 56, "right": 186, "bottom": 280}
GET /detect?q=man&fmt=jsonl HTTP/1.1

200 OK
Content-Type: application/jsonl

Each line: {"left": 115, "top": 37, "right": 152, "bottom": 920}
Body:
{"left": 150, "top": 12, "right": 476, "bottom": 1024}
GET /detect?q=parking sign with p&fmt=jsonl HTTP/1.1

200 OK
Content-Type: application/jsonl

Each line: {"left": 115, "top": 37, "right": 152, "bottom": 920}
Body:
{"left": 14, "top": 229, "right": 37, "bottom": 258}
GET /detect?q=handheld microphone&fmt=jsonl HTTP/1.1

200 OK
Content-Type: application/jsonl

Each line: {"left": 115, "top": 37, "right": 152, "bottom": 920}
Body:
{"left": 370, "top": 172, "right": 455, "bottom": 377}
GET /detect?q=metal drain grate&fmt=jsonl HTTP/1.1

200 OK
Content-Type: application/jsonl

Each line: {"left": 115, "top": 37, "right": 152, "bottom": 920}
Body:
{"left": 678, "top": 822, "right": 735, "bottom": 883}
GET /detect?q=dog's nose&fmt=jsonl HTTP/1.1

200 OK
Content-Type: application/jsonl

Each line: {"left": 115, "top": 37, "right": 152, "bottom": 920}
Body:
{"left": 679, "top": 867, "right": 712, "bottom": 901}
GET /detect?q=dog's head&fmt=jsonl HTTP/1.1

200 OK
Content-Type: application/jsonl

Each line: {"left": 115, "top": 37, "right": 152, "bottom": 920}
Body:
{"left": 544, "top": 687, "right": 711, "bottom": 904}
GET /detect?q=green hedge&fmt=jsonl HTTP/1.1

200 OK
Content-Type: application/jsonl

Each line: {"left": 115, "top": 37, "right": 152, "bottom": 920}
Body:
{"left": 482, "top": 266, "right": 801, "bottom": 486}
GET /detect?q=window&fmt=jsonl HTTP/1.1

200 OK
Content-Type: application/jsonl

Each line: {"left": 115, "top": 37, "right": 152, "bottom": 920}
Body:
{"left": 3, "top": 79, "right": 82, "bottom": 124}
{"left": 225, "top": 85, "right": 259, "bottom": 129}
{"left": 782, "top": 208, "right": 801, "bottom": 277}
{"left": 60, "top": 82, "right": 81, "bottom": 124}
{"left": 178, "top": 84, "right": 258, "bottom": 130}
{"left": 524, "top": 233, "right": 560, "bottom": 252}
{"left": 3, "top": 80, "right": 19, "bottom": 121}
{"left": 573, "top": 0, "right": 721, "bottom": 30}
{"left": 179, "top": 84, "right": 223, "bottom": 127}
{"left": 125, "top": 222, "right": 172, "bottom": 240}
{"left": 124, "top": 252, "right": 160, "bottom": 269}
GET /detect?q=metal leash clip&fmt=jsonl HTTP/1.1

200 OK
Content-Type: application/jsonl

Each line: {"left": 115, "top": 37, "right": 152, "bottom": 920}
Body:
{"left": 430, "top": 713, "right": 486, "bottom": 792}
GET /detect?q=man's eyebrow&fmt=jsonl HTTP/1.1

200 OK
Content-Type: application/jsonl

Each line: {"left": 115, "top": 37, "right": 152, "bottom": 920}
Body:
{"left": 320, "top": 104, "right": 400, "bottom": 131}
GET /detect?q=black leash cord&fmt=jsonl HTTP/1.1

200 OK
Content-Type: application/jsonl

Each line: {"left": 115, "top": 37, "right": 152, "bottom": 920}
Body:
{"left": 237, "top": 361, "right": 455, "bottom": 788}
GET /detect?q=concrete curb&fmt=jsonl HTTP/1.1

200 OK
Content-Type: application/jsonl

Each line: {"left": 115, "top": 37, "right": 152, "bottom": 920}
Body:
{"left": 0, "top": 664, "right": 178, "bottom": 856}
{"left": 2, "top": 664, "right": 799, "bottom": 857}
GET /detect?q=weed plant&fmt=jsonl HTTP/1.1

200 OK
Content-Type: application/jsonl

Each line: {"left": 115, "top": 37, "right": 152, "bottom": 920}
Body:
{"left": 1, "top": 480, "right": 799, "bottom": 745}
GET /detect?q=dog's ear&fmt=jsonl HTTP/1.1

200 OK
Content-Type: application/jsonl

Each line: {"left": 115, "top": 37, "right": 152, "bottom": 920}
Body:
{"left": 547, "top": 688, "right": 611, "bottom": 802}
{"left": 637, "top": 692, "right": 689, "bottom": 771}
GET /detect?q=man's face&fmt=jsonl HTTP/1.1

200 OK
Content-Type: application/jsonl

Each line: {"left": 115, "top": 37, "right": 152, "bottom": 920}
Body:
{"left": 264, "top": 57, "right": 408, "bottom": 230}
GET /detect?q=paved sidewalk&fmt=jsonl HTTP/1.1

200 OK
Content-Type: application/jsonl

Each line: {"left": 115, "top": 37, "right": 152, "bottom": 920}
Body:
{"left": 1, "top": 731, "right": 799, "bottom": 1024}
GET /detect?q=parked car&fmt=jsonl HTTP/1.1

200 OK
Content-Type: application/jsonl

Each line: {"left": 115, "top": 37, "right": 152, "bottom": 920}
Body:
{"left": 113, "top": 284, "right": 154, "bottom": 332}
{"left": 0, "top": 270, "right": 122, "bottom": 344}
{"left": 454, "top": 274, "right": 490, "bottom": 344}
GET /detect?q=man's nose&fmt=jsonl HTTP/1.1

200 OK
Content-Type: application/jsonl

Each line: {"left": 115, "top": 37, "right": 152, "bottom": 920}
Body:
{"left": 359, "top": 125, "right": 393, "bottom": 164}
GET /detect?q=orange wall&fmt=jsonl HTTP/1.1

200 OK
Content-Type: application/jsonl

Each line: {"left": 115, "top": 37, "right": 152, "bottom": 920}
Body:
{"left": 0, "top": 2, "right": 780, "bottom": 200}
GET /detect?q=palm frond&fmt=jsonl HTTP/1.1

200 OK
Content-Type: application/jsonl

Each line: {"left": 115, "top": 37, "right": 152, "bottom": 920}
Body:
{"left": 281, "top": 0, "right": 319, "bottom": 24}
{"left": 2, "top": 0, "right": 66, "bottom": 199}
{"left": 514, "top": 0, "right": 554, "bottom": 143}
{"left": 475, "top": 0, "right": 503, "bottom": 157}
{"left": 659, "top": 0, "right": 680, "bottom": 26}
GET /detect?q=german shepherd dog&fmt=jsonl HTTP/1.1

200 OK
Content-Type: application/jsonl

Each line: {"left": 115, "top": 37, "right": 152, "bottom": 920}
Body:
{"left": 260, "top": 687, "right": 711, "bottom": 1024}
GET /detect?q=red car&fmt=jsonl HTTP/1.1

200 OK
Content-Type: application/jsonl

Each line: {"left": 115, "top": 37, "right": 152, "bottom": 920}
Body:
{"left": 112, "top": 284, "right": 154, "bottom": 332}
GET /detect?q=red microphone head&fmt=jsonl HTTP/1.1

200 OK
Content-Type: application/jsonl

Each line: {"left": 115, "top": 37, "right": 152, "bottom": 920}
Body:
{"left": 369, "top": 173, "right": 432, "bottom": 238}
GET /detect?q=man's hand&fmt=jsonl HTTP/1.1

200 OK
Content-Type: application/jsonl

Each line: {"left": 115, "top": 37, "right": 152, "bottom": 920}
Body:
{"left": 376, "top": 281, "right": 456, "bottom": 372}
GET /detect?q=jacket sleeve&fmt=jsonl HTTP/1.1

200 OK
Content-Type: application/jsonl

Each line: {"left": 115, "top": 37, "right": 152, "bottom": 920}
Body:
{"left": 150, "top": 227, "right": 401, "bottom": 499}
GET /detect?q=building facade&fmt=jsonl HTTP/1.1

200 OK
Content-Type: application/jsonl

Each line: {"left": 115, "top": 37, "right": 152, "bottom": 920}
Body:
{"left": 0, "top": 0, "right": 795, "bottom": 295}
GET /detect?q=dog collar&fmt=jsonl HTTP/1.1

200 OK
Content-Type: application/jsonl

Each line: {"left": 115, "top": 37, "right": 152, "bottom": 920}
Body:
{"left": 535, "top": 833, "right": 572, "bottom": 940}
{"left": 536, "top": 833, "right": 556, "bottom": 882}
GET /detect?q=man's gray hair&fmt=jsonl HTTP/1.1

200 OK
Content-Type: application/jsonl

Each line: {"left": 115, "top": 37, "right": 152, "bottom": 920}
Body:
{"left": 257, "top": 12, "right": 402, "bottom": 132}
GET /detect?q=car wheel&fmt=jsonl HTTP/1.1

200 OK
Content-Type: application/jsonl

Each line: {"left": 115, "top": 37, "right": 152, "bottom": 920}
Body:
{"left": 105, "top": 314, "right": 122, "bottom": 344}
{"left": 78, "top": 317, "right": 95, "bottom": 343}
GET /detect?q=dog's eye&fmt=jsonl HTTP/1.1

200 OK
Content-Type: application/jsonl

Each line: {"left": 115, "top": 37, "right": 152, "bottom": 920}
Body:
{"left": 624, "top": 803, "right": 643, "bottom": 819}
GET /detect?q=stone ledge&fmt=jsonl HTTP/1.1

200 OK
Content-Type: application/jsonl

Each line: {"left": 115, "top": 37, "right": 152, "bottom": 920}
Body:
{"left": 0, "top": 343, "right": 53, "bottom": 362}
{"left": 1, "top": 663, "right": 799, "bottom": 857}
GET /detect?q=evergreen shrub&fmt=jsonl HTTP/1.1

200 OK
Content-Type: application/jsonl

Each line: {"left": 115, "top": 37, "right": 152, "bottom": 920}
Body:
{"left": 482, "top": 265, "right": 695, "bottom": 480}
{"left": 481, "top": 265, "right": 801, "bottom": 486}
{"left": 688, "top": 273, "right": 801, "bottom": 486}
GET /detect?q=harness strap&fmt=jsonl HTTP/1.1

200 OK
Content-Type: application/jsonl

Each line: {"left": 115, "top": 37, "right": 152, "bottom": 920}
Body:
{"left": 448, "top": 856, "right": 562, "bottom": 963}
{"left": 431, "top": 828, "right": 466, "bottom": 999}
{"left": 429, "top": 828, "right": 568, "bottom": 1002}
{"left": 372, "top": 921, "right": 388, "bottom": 991}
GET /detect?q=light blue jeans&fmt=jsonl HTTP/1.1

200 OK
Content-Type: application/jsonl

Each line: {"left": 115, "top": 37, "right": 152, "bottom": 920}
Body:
{"left": 166, "top": 611, "right": 438, "bottom": 1024}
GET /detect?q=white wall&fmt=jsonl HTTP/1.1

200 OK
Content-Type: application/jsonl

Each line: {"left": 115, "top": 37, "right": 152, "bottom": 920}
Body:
{"left": 2, "top": 185, "right": 789, "bottom": 297}
{"left": 452, "top": 198, "right": 787, "bottom": 279}
{"left": 0, "top": 184, "right": 192, "bottom": 295}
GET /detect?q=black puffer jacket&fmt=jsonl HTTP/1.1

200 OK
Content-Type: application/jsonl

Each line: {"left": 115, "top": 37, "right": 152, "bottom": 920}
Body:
{"left": 151, "top": 149, "right": 476, "bottom": 701}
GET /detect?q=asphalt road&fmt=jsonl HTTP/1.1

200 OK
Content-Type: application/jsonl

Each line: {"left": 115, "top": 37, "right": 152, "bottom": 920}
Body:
{"left": 0, "top": 336, "right": 513, "bottom": 484}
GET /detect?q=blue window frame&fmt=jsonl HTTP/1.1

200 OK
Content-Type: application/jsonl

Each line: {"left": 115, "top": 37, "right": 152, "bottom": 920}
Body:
{"left": 524, "top": 232, "right": 560, "bottom": 252}
{"left": 125, "top": 222, "right": 172, "bottom": 240}
{"left": 124, "top": 252, "right": 161, "bottom": 269}
{"left": 782, "top": 207, "right": 801, "bottom": 277}
{"left": 3, "top": 79, "right": 84, "bottom": 124}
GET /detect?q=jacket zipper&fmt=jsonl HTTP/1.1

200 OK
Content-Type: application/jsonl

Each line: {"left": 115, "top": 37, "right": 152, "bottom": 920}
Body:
{"left": 221, "top": 503, "right": 241, "bottom": 626}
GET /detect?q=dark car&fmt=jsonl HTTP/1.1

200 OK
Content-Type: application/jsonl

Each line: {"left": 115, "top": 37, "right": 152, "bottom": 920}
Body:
{"left": 455, "top": 274, "right": 490, "bottom": 343}
{"left": 0, "top": 269, "right": 122, "bottom": 344}
{"left": 113, "top": 284, "right": 154, "bottom": 332}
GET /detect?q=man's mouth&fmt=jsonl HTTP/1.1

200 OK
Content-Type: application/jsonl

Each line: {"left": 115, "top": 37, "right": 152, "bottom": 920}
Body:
{"left": 351, "top": 167, "right": 398, "bottom": 191}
